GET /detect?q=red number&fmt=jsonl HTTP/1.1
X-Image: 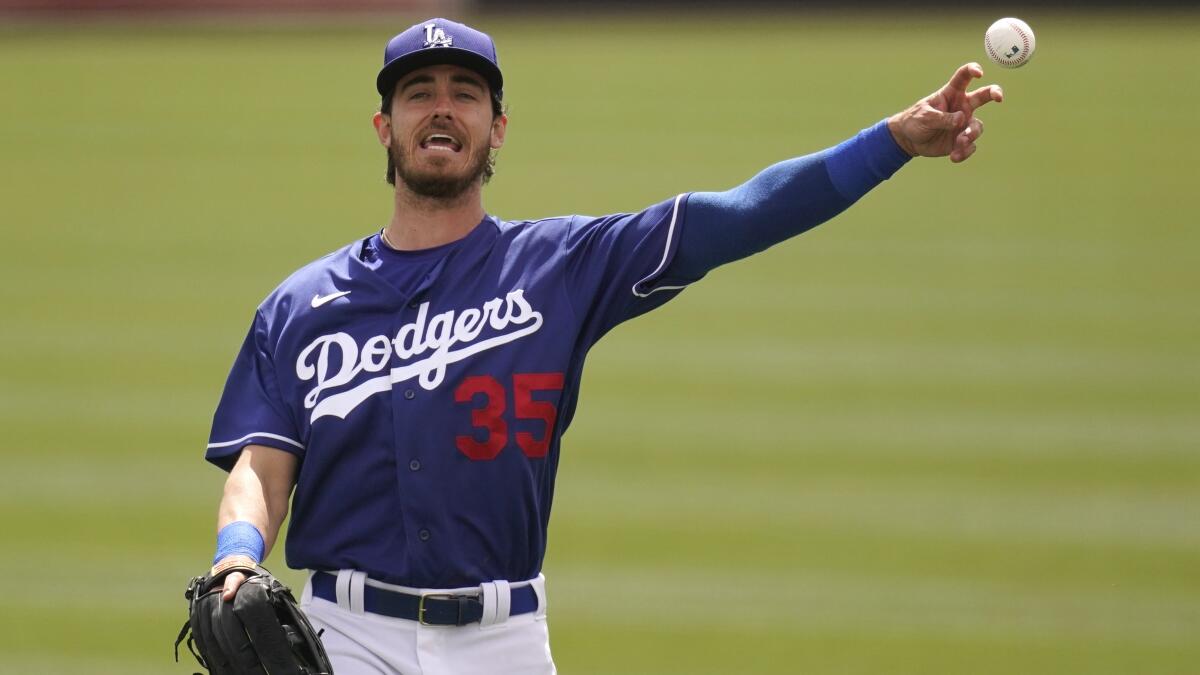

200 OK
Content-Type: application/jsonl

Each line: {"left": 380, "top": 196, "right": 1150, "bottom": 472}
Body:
{"left": 513, "top": 372, "right": 565, "bottom": 458}
{"left": 454, "top": 375, "right": 507, "bottom": 460}
{"left": 453, "top": 372, "right": 565, "bottom": 460}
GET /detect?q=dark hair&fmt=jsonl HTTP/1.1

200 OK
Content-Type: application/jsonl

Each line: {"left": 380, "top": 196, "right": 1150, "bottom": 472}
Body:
{"left": 381, "top": 88, "right": 505, "bottom": 186}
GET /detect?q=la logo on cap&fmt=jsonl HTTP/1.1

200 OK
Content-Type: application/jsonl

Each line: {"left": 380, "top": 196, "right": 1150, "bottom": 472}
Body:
{"left": 423, "top": 23, "right": 453, "bottom": 48}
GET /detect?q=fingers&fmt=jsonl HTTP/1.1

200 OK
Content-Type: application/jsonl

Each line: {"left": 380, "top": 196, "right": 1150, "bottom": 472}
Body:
{"left": 944, "top": 62, "right": 984, "bottom": 94}
{"left": 920, "top": 103, "right": 967, "bottom": 130}
{"left": 950, "top": 117, "right": 984, "bottom": 163}
{"left": 951, "top": 142, "right": 978, "bottom": 163}
{"left": 222, "top": 571, "right": 247, "bottom": 602}
{"left": 966, "top": 84, "right": 1004, "bottom": 111}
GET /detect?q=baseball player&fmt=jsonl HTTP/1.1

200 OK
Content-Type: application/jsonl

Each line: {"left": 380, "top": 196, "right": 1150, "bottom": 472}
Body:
{"left": 202, "top": 17, "right": 1001, "bottom": 675}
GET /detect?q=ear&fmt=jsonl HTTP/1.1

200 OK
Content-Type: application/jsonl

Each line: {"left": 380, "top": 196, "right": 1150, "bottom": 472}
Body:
{"left": 372, "top": 111, "right": 392, "bottom": 147}
{"left": 490, "top": 113, "right": 508, "bottom": 150}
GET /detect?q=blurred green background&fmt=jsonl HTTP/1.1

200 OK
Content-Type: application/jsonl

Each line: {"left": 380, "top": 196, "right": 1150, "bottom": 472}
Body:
{"left": 1, "top": 10, "right": 1197, "bottom": 674}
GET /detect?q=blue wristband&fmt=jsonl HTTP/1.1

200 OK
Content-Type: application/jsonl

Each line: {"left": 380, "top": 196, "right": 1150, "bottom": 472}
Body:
{"left": 213, "top": 520, "right": 265, "bottom": 565}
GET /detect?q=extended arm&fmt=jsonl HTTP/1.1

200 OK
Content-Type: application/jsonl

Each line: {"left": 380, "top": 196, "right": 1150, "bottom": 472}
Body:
{"left": 672, "top": 120, "right": 908, "bottom": 278}
{"left": 668, "top": 63, "right": 1001, "bottom": 280}
{"left": 214, "top": 444, "right": 298, "bottom": 600}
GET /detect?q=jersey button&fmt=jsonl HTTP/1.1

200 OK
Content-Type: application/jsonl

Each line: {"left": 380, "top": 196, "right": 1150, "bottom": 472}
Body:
{"left": 409, "top": 459, "right": 421, "bottom": 471}
{"left": 418, "top": 529, "right": 431, "bottom": 541}
{"left": 404, "top": 389, "right": 416, "bottom": 400}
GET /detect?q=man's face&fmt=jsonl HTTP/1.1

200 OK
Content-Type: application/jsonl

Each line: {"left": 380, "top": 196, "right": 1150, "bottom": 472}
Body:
{"left": 375, "top": 64, "right": 506, "bottom": 199}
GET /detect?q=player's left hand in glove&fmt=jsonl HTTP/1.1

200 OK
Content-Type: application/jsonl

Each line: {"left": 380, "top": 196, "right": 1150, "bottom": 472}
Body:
{"left": 175, "top": 557, "right": 334, "bottom": 675}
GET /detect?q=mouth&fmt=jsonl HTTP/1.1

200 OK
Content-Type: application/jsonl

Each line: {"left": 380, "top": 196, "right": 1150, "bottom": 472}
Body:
{"left": 419, "top": 133, "right": 463, "bottom": 153}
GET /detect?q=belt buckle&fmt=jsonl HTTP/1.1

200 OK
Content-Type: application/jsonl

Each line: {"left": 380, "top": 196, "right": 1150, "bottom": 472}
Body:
{"left": 417, "top": 593, "right": 457, "bottom": 626}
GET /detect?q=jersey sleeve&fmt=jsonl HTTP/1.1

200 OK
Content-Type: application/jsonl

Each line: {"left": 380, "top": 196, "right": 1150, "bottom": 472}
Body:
{"left": 205, "top": 309, "right": 304, "bottom": 471}
{"left": 562, "top": 193, "right": 698, "bottom": 342}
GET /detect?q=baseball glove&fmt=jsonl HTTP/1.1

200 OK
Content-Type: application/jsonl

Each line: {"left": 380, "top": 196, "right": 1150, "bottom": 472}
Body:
{"left": 175, "top": 564, "right": 333, "bottom": 675}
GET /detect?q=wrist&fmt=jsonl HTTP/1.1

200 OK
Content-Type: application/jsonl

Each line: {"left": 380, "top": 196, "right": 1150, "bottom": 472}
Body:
{"left": 213, "top": 520, "right": 265, "bottom": 566}
{"left": 887, "top": 112, "right": 918, "bottom": 157}
{"left": 211, "top": 554, "right": 258, "bottom": 578}
{"left": 825, "top": 119, "right": 913, "bottom": 202}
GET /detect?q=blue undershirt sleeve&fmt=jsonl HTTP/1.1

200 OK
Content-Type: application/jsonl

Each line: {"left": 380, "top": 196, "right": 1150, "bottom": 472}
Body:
{"left": 669, "top": 118, "right": 912, "bottom": 279}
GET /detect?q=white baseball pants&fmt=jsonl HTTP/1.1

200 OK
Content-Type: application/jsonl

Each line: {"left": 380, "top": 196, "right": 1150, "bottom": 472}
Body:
{"left": 300, "top": 571, "right": 557, "bottom": 675}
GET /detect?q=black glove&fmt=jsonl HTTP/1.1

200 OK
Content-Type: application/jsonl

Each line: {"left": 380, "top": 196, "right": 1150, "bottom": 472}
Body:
{"left": 175, "top": 564, "right": 334, "bottom": 675}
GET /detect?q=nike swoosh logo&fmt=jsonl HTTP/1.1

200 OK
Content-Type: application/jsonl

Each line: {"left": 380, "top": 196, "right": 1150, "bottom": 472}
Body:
{"left": 311, "top": 291, "right": 351, "bottom": 309}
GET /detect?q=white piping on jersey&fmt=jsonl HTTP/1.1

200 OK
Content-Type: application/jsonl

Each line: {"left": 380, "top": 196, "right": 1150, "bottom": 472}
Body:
{"left": 631, "top": 193, "right": 689, "bottom": 298}
{"left": 207, "top": 431, "right": 305, "bottom": 451}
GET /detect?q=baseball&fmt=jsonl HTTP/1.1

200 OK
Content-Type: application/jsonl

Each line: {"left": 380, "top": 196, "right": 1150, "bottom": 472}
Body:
{"left": 984, "top": 17, "right": 1036, "bottom": 68}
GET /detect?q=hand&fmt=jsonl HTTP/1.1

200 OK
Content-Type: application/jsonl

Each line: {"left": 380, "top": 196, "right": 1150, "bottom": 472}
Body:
{"left": 210, "top": 554, "right": 258, "bottom": 602}
{"left": 222, "top": 570, "right": 248, "bottom": 602}
{"left": 177, "top": 566, "right": 334, "bottom": 675}
{"left": 887, "top": 62, "right": 1003, "bottom": 163}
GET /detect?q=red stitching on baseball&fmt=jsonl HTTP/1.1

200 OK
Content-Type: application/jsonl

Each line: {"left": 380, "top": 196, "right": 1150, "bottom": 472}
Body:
{"left": 1007, "top": 20, "right": 1030, "bottom": 64}
{"left": 987, "top": 22, "right": 1030, "bottom": 65}
{"left": 985, "top": 32, "right": 1001, "bottom": 63}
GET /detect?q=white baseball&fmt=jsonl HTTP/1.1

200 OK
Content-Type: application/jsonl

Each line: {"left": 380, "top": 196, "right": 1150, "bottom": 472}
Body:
{"left": 984, "top": 17, "right": 1036, "bottom": 69}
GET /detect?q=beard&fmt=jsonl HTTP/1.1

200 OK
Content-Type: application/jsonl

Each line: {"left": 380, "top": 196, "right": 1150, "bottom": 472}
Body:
{"left": 390, "top": 134, "right": 492, "bottom": 200}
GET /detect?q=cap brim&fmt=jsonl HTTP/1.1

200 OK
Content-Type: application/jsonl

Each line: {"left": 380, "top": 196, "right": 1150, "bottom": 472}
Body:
{"left": 376, "top": 48, "right": 503, "bottom": 97}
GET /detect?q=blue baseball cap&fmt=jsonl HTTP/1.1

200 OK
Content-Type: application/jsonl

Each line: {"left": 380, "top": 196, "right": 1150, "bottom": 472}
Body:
{"left": 376, "top": 18, "right": 503, "bottom": 99}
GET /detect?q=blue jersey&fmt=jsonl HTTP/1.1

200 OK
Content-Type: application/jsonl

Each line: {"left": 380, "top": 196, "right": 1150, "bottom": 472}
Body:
{"left": 207, "top": 195, "right": 691, "bottom": 588}
{"left": 206, "top": 119, "right": 912, "bottom": 589}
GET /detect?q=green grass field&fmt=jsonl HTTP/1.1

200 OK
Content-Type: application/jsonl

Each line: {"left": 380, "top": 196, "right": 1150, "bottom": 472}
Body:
{"left": 1, "top": 10, "right": 1197, "bottom": 674}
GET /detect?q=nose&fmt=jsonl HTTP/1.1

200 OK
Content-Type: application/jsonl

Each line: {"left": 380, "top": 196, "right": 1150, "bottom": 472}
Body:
{"left": 432, "top": 90, "right": 454, "bottom": 120}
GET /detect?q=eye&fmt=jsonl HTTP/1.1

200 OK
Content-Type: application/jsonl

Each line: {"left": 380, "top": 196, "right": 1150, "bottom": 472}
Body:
{"left": 455, "top": 91, "right": 478, "bottom": 101}
{"left": 408, "top": 91, "right": 431, "bottom": 101}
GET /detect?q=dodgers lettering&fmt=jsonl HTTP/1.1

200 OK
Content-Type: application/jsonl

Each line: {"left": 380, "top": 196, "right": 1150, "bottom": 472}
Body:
{"left": 297, "top": 289, "right": 543, "bottom": 420}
